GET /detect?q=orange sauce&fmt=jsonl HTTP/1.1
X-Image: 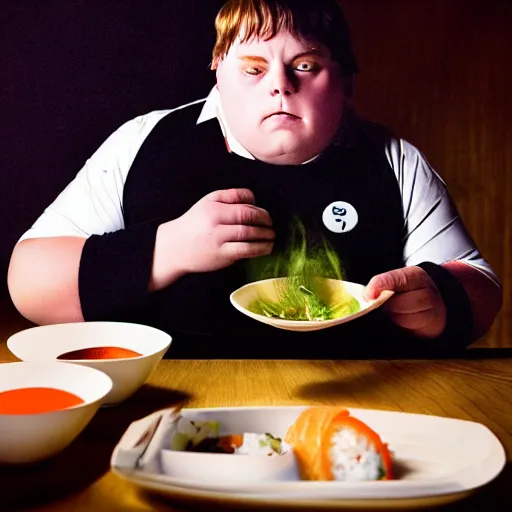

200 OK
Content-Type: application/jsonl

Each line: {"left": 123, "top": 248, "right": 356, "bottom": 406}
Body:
{"left": 0, "top": 387, "right": 84, "bottom": 414}
{"left": 57, "top": 346, "right": 142, "bottom": 360}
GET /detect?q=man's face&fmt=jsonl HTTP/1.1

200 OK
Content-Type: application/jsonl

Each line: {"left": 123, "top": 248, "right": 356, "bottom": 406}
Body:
{"left": 216, "top": 29, "right": 346, "bottom": 165}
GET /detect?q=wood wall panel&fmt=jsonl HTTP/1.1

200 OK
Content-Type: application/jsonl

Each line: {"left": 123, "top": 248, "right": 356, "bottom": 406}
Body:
{"left": 339, "top": 0, "right": 511, "bottom": 347}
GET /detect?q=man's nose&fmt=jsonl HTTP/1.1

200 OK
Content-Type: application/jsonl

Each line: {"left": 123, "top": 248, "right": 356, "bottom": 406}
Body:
{"left": 269, "top": 67, "right": 297, "bottom": 96}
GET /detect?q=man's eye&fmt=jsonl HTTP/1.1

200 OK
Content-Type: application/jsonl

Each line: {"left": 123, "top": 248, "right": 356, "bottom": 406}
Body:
{"left": 245, "top": 67, "right": 263, "bottom": 76}
{"left": 295, "top": 61, "right": 318, "bottom": 72}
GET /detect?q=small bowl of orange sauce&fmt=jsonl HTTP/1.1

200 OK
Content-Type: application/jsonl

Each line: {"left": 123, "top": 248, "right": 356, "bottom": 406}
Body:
{"left": 7, "top": 322, "right": 172, "bottom": 406}
{"left": 0, "top": 361, "right": 112, "bottom": 464}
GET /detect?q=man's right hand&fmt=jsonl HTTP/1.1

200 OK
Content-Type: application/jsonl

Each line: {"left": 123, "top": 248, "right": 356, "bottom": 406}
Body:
{"left": 151, "top": 188, "right": 274, "bottom": 290}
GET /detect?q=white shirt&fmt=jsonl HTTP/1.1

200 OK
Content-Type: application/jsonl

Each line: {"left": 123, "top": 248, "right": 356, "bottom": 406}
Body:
{"left": 19, "top": 87, "right": 500, "bottom": 287}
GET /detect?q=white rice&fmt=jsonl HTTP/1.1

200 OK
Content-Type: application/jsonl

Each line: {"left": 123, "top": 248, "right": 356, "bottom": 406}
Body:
{"left": 235, "top": 433, "right": 288, "bottom": 455}
{"left": 329, "top": 428, "right": 382, "bottom": 481}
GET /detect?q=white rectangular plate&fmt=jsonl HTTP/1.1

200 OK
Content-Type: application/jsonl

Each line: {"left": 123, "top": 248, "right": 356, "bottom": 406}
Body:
{"left": 111, "top": 405, "right": 506, "bottom": 510}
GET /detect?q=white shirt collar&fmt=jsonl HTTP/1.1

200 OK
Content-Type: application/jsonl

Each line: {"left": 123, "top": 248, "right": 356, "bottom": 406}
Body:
{"left": 196, "top": 86, "right": 319, "bottom": 164}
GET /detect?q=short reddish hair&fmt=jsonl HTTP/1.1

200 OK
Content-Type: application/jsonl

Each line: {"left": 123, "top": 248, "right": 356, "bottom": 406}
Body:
{"left": 212, "top": 0, "right": 357, "bottom": 76}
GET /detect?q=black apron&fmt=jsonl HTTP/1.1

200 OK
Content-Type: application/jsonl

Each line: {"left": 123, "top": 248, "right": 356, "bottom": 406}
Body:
{"left": 122, "top": 103, "right": 413, "bottom": 358}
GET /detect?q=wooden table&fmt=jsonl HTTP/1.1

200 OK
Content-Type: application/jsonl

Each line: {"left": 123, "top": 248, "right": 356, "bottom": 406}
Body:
{"left": 1, "top": 300, "right": 511, "bottom": 511}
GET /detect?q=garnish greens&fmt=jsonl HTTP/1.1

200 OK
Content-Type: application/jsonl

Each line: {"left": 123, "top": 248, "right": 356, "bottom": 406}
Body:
{"left": 246, "top": 218, "right": 360, "bottom": 321}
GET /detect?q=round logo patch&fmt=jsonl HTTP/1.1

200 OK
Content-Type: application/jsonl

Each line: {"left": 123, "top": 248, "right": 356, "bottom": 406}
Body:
{"left": 322, "top": 201, "right": 358, "bottom": 233}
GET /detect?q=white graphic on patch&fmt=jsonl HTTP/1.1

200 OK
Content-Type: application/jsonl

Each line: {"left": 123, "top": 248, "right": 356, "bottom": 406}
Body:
{"left": 322, "top": 201, "right": 358, "bottom": 233}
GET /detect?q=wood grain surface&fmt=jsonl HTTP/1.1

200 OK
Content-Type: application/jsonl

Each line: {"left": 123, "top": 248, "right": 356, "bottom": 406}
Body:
{"left": 340, "top": 0, "right": 511, "bottom": 347}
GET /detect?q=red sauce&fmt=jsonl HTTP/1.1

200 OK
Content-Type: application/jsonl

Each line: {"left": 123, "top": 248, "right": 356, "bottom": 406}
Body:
{"left": 57, "top": 346, "right": 142, "bottom": 360}
{"left": 0, "top": 387, "right": 84, "bottom": 414}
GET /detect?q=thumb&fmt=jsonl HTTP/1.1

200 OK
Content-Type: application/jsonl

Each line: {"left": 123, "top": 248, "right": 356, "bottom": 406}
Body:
{"left": 363, "top": 267, "right": 429, "bottom": 301}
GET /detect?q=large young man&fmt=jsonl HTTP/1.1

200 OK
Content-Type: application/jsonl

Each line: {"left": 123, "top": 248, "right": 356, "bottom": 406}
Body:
{"left": 8, "top": 0, "right": 502, "bottom": 357}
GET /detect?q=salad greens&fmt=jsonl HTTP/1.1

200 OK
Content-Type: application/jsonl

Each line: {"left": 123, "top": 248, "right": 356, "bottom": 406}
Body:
{"left": 246, "top": 218, "right": 360, "bottom": 321}
{"left": 249, "top": 281, "right": 360, "bottom": 321}
{"left": 260, "top": 433, "right": 285, "bottom": 454}
{"left": 169, "top": 418, "right": 220, "bottom": 451}
{"left": 168, "top": 416, "right": 287, "bottom": 455}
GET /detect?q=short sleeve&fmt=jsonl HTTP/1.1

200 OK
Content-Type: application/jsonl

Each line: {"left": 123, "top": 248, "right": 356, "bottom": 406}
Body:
{"left": 17, "top": 110, "right": 178, "bottom": 241}
{"left": 386, "top": 139, "right": 501, "bottom": 289}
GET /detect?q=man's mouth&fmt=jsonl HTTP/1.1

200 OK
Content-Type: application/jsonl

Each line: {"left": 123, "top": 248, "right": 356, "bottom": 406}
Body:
{"left": 264, "top": 111, "right": 300, "bottom": 120}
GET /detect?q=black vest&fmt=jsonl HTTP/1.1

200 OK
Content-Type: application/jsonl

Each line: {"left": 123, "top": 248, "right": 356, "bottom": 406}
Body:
{"left": 123, "top": 102, "right": 411, "bottom": 358}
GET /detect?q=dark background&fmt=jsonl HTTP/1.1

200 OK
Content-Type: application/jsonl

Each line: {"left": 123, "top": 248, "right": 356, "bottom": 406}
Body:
{"left": 1, "top": 1, "right": 510, "bottom": 346}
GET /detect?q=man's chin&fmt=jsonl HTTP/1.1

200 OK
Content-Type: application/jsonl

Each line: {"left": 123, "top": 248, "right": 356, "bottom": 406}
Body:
{"left": 251, "top": 138, "right": 316, "bottom": 165}
{"left": 254, "top": 148, "right": 315, "bottom": 165}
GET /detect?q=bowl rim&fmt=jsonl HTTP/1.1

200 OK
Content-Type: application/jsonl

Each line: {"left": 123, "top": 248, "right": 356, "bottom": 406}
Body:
{"left": 0, "top": 361, "right": 113, "bottom": 415}
{"left": 229, "top": 277, "right": 393, "bottom": 327}
{"left": 7, "top": 321, "right": 172, "bottom": 363}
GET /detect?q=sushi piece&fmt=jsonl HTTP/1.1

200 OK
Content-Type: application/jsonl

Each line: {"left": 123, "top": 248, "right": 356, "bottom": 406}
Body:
{"left": 168, "top": 415, "right": 288, "bottom": 455}
{"left": 285, "top": 407, "right": 393, "bottom": 481}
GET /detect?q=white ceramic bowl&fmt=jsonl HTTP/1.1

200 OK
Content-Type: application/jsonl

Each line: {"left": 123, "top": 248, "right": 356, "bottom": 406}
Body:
{"left": 230, "top": 277, "right": 394, "bottom": 332}
{"left": 160, "top": 407, "right": 299, "bottom": 483}
{"left": 0, "top": 361, "right": 112, "bottom": 464}
{"left": 7, "top": 322, "right": 172, "bottom": 406}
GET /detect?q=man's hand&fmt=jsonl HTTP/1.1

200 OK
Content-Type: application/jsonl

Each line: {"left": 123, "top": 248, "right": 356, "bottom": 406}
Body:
{"left": 151, "top": 188, "right": 274, "bottom": 289}
{"left": 363, "top": 266, "right": 447, "bottom": 339}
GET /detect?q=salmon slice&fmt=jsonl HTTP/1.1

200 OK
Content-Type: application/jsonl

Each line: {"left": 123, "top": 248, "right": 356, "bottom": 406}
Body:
{"left": 285, "top": 407, "right": 393, "bottom": 481}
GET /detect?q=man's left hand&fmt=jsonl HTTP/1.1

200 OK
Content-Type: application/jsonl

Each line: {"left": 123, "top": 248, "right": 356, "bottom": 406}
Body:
{"left": 363, "top": 266, "right": 447, "bottom": 339}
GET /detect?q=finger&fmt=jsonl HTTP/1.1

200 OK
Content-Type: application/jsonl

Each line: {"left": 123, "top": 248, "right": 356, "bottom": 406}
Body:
{"left": 217, "top": 224, "right": 275, "bottom": 243}
{"left": 206, "top": 188, "right": 255, "bottom": 205}
{"left": 216, "top": 203, "right": 273, "bottom": 227}
{"left": 364, "top": 267, "right": 432, "bottom": 301}
{"left": 386, "top": 306, "right": 446, "bottom": 338}
{"left": 386, "top": 310, "right": 439, "bottom": 332}
{"left": 384, "top": 288, "right": 440, "bottom": 315}
{"left": 222, "top": 241, "right": 274, "bottom": 261}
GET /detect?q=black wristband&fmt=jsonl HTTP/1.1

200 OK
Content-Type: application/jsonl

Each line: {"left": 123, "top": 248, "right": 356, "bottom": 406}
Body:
{"left": 416, "top": 261, "right": 474, "bottom": 350}
{"left": 78, "top": 220, "right": 160, "bottom": 321}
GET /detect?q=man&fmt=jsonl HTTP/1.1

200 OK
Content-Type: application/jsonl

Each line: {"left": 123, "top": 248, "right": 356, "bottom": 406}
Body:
{"left": 8, "top": 0, "right": 502, "bottom": 357}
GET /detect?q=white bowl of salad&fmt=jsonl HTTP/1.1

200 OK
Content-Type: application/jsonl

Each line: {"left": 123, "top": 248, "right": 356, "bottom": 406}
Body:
{"left": 230, "top": 277, "right": 393, "bottom": 332}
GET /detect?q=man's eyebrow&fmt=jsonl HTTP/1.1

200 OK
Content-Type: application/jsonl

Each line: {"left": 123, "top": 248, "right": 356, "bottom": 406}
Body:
{"left": 237, "top": 49, "right": 325, "bottom": 64}
{"left": 238, "top": 56, "right": 268, "bottom": 64}
{"left": 290, "top": 49, "right": 324, "bottom": 60}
